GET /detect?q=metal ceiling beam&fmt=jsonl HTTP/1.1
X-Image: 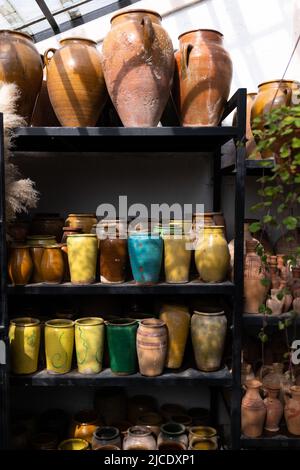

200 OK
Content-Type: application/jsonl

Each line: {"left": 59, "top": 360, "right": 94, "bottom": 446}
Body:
{"left": 35, "top": 0, "right": 60, "bottom": 34}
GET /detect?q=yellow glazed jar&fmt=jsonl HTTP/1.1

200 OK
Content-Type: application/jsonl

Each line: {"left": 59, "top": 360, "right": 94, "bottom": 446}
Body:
{"left": 75, "top": 317, "right": 105, "bottom": 374}
{"left": 162, "top": 223, "right": 192, "bottom": 283}
{"left": 195, "top": 226, "right": 230, "bottom": 282}
{"left": 67, "top": 234, "right": 98, "bottom": 284}
{"left": 45, "top": 319, "right": 74, "bottom": 374}
{"left": 159, "top": 304, "right": 190, "bottom": 368}
{"left": 9, "top": 317, "right": 41, "bottom": 374}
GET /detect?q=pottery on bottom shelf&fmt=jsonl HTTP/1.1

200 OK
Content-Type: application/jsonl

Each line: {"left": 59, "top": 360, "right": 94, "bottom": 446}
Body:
{"left": 241, "top": 379, "right": 266, "bottom": 438}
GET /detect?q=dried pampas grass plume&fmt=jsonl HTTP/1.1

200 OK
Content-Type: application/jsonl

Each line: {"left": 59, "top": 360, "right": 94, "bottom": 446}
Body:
{"left": 0, "top": 82, "right": 39, "bottom": 222}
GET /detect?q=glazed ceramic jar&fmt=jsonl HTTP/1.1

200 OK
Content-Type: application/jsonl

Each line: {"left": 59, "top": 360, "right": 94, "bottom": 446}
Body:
{"left": 195, "top": 226, "right": 230, "bottom": 282}
{"left": 45, "top": 319, "right": 74, "bottom": 374}
{"left": 65, "top": 214, "right": 98, "bottom": 234}
{"left": 8, "top": 245, "right": 33, "bottom": 285}
{"left": 9, "top": 318, "right": 41, "bottom": 374}
{"left": 75, "top": 317, "right": 105, "bottom": 374}
{"left": 29, "top": 246, "right": 44, "bottom": 283}
{"left": 27, "top": 235, "right": 57, "bottom": 247}
{"left": 101, "top": 9, "right": 174, "bottom": 127}
{"left": 30, "top": 214, "right": 64, "bottom": 242}
{"left": 241, "top": 379, "right": 266, "bottom": 438}
{"left": 92, "top": 427, "right": 121, "bottom": 450}
{"left": 188, "top": 426, "right": 217, "bottom": 446}
{"left": 123, "top": 426, "right": 157, "bottom": 450}
{"left": 244, "top": 240, "right": 269, "bottom": 314}
{"left": 136, "top": 318, "right": 168, "bottom": 377}
{"left": 191, "top": 309, "right": 227, "bottom": 372}
{"left": 264, "top": 386, "right": 283, "bottom": 432}
{"left": 94, "top": 387, "right": 127, "bottom": 425}
{"left": 106, "top": 319, "right": 138, "bottom": 375}
{"left": 159, "top": 304, "right": 190, "bottom": 369}
{"left": 40, "top": 245, "right": 64, "bottom": 284}
{"left": 161, "top": 224, "right": 192, "bottom": 283}
{"left": 98, "top": 220, "right": 127, "bottom": 283}
{"left": 175, "top": 29, "right": 232, "bottom": 126}
{"left": 137, "top": 413, "right": 163, "bottom": 436}
{"left": 0, "top": 30, "right": 43, "bottom": 123}
{"left": 128, "top": 231, "right": 163, "bottom": 284}
{"left": 67, "top": 234, "right": 98, "bottom": 284}
{"left": 45, "top": 38, "right": 107, "bottom": 126}
{"left": 157, "top": 423, "right": 188, "bottom": 450}
{"left": 189, "top": 438, "right": 217, "bottom": 450}
{"left": 284, "top": 385, "right": 300, "bottom": 435}
{"left": 31, "top": 63, "right": 60, "bottom": 127}
{"left": 70, "top": 410, "right": 100, "bottom": 444}
{"left": 58, "top": 438, "right": 89, "bottom": 450}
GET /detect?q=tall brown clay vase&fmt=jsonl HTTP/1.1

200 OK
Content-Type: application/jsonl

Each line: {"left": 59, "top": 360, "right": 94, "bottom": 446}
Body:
{"left": 241, "top": 379, "right": 266, "bottom": 437}
{"left": 264, "top": 386, "right": 283, "bottom": 432}
{"left": 244, "top": 240, "right": 269, "bottom": 314}
{"left": 136, "top": 318, "right": 168, "bottom": 377}
{"left": 0, "top": 30, "right": 43, "bottom": 123}
{"left": 284, "top": 385, "right": 300, "bottom": 435}
{"left": 101, "top": 9, "right": 174, "bottom": 127}
{"left": 175, "top": 29, "right": 232, "bottom": 126}
{"left": 45, "top": 38, "right": 107, "bottom": 126}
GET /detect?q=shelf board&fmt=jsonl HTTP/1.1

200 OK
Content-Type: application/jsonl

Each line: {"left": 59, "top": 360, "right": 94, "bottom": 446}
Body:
{"left": 241, "top": 436, "right": 300, "bottom": 449}
{"left": 10, "top": 366, "right": 232, "bottom": 387}
{"left": 13, "top": 126, "right": 238, "bottom": 153}
{"left": 221, "top": 159, "right": 274, "bottom": 176}
{"left": 7, "top": 280, "right": 235, "bottom": 295}
{"left": 243, "top": 312, "right": 300, "bottom": 326}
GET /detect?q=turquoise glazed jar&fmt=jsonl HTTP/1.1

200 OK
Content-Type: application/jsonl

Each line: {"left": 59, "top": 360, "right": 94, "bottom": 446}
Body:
{"left": 106, "top": 319, "right": 138, "bottom": 375}
{"left": 128, "top": 232, "right": 163, "bottom": 284}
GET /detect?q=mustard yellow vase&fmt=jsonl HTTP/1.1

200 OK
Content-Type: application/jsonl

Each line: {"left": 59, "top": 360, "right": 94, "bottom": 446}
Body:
{"left": 162, "top": 223, "right": 192, "bottom": 283}
{"left": 75, "top": 317, "right": 105, "bottom": 374}
{"left": 45, "top": 319, "right": 74, "bottom": 374}
{"left": 159, "top": 304, "right": 190, "bottom": 369}
{"left": 67, "top": 234, "right": 98, "bottom": 284}
{"left": 195, "top": 226, "right": 230, "bottom": 282}
{"left": 9, "top": 317, "right": 41, "bottom": 374}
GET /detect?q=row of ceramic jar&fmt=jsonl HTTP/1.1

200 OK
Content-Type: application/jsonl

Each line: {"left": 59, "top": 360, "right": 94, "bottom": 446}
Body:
{"left": 242, "top": 378, "right": 300, "bottom": 438}
{"left": 1, "top": 10, "right": 233, "bottom": 128}
{"left": 9, "top": 307, "right": 227, "bottom": 376}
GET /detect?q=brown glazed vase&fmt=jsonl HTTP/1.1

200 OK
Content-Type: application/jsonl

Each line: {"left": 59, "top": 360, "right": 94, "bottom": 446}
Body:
{"left": 176, "top": 29, "right": 232, "bottom": 126}
{"left": 45, "top": 38, "right": 107, "bottom": 126}
{"left": 264, "top": 386, "right": 283, "bottom": 432}
{"left": 0, "top": 30, "right": 43, "bottom": 123}
{"left": 69, "top": 410, "right": 101, "bottom": 444}
{"left": 40, "top": 245, "right": 64, "bottom": 284}
{"left": 98, "top": 220, "right": 128, "bottom": 283}
{"left": 31, "top": 62, "right": 61, "bottom": 126}
{"left": 284, "top": 385, "right": 300, "bottom": 435}
{"left": 101, "top": 9, "right": 174, "bottom": 127}
{"left": 136, "top": 318, "right": 168, "bottom": 377}
{"left": 29, "top": 246, "right": 44, "bottom": 283}
{"left": 8, "top": 245, "right": 33, "bottom": 285}
{"left": 244, "top": 240, "right": 269, "bottom": 314}
{"left": 241, "top": 379, "right": 266, "bottom": 437}
{"left": 65, "top": 214, "right": 97, "bottom": 234}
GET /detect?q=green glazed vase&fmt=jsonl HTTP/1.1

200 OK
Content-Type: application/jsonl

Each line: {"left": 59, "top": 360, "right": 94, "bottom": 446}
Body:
{"left": 106, "top": 319, "right": 138, "bottom": 375}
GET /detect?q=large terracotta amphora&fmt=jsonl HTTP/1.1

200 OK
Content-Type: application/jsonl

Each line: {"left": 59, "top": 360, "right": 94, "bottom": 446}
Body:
{"left": 241, "top": 379, "right": 266, "bottom": 437}
{"left": 44, "top": 38, "right": 107, "bottom": 126}
{"left": 175, "top": 29, "right": 232, "bottom": 126}
{"left": 101, "top": 9, "right": 174, "bottom": 127}
{"left": 244, "top": 240, "right": 269, "bottom": 314}
{"left": 0, "top": 30, "right": 43, "bottom": 123}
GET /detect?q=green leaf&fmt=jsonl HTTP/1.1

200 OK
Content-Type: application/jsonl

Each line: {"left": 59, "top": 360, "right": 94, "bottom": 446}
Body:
{"left": 258, "top": 331, "right": 268, "bottom": 343}
{"left": 278, "top": 321, "right": 285, "bottom": 330}
{"left": 249, "top": 222, "right": 261, "bottom": 233}
{"left": 263, "top": 215, "right": 275, "bottom": 224}
{"left": 284, "top": 319, "right": 292, "bottom": 327}
{"left": 260, "top": 278, "right": 271, "bottom": 287}
{"left": 292, "top": 137, "right": 300, "bottom": 148}
{"left": 283, "top": 216, "right": 298, "bottom": 230}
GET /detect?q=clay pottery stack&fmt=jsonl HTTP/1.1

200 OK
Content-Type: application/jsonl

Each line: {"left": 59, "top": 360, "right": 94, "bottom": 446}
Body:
{"left": 159, "top": 304, "right": 190, "bottom": 369}
{"left": 195, "top": 226, "right": 230, "bottom": 282}
{"left": 75, "top": 317, "right": 105, "bottom": 374}
{"left": 0, "top": 30, "right": 43, "bottom": 123}
{"left": 98, "top": 220, "right": 128, "bottom": 284}
{"left": 106, "top": 319, "right": 138, "bottom": 375}
{"left": 136, "top": 318, "right": 168, "bottom": 376}
{"left": 284, "top": 385, "right": 300, "bottom": 435}
{"left": 8, "top": 245, "right": 33, "bottom": 285}
{"left": 264, "top": 386, "right": 283, "bottom": 432}
{"left": 65, "top": 214, "right": 97, "bottom": 234}
{"left": 241, "top": 379, "right": 266, "bottom": 437}
{"left": 44, "top": 319, "right": 74, "bottom": 374}
{"left": 244, "top": 240, "right": 269, "bottom": 314}
{"left": 9, "top": 317, "right": 41, "bottom": 374}
{"left": 67, "top": 234, "right": 98, "bottom": 284}
{"left": 175, "top": 29, "right": 232, "bottom": 126}
{"left": 69, "top": 410, "right": 100, "bottom": 444}
{"left": 101, "top": 9, "right": 174, "bottom": 127}
{"left": 45, "top": 38, "right": 107, "bottom": 126}
{"left": 40, "top": 245, "right": 64, "bottom": 284}
{"left": 191, "top": 309, "right": 227, "bottom": 371}
{"left": 30, "top": 214, "right": 64, "bottom": 242}
{"left": 123, "top": 426, "right": 157, "bottom": 450}
{"left": 232, "top": 93, "right": 261, "bottom": 159}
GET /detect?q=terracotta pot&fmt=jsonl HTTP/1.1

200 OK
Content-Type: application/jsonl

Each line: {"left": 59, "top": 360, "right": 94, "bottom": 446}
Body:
{"left": 264, "top": 386, "right": 283, "bottom": 432}
{"left": 0, "top": 30, "right": 43, "bottom": 123}
{"left": 30, "top": 215, "right": 64, "bottom": 242}
{"left": 128, "top": 395, "right": 157, "bottom": 424}
{"left": 241, "top": 362, "right": 255, "bottom": 386}
{"left": 159, "top": 304, "right": 190, "bottom": 369}
{"left": 67, "top": 234, "right": 98, "bottom": 284}
{"left": 123, "top": 426, "right": 157, "bottom": 450}
{"left": 266, "top": 289, "right": 285, "bottom": 315}
{"left": 75, "top": 317, "right": 105, "bottom": 374}
{"left": 195, "top": 226, "right": 230, "bottom": 282}
{"left": 45, "top": 319, "right": 74, "bottom": 374}
{"left": 8, "top": 245, "right": 33, "bottom": 285}
{"left": 40, "top": 245, "right": 64, "bottom": 284}
{"left": 58, "top": 438, "right": 89, "bottom": 450}
{"left": 232, "top": 93, "right": 261, "bottom": 159}
{"left": 136, "top": 318, "right": 168, "bottom": 377}
{"left": 65, "top": 214, "right": 97, "bottom": 233}
{"left": 244, "top": 240, "right": 269, "bottom": 314}
{"left": 69, "top": 410, "right": 100, "bottom": 444}
{"left": 241, "top": 379, "right": 266, "bottom": 437}
{"left": 91, "top": 427, "right": 121, "bottom": 450}
{"left": 191, "top": 309, "right": 227, "bottom": 372}
{"left": 175, "top": 29, "right": 232, "bottom": 126}
{"left": 99, "top": 221, "right": 127, "bottom": 283}
{"left": 9, "top": 317, "right": 41, "bottom": 374}
{"left": 45, "top": 38, "right": 107, "bottom": 126}
{"left": 284, "top": 385, "right": 300, "bottom": 435}
{"left": 101, "top": 9, "right": 174, "bottom": 127}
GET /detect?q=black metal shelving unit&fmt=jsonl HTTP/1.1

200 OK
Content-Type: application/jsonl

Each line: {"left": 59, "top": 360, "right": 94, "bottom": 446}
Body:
{"left": 0, "top": 88, "right": 247, "bottom": 450}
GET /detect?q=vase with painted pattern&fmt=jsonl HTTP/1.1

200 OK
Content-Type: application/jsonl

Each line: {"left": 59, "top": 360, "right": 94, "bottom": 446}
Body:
{"left": 45, "top": 319, "right": 74, "bottom": 374}
{"left": 75, "top": 317, "right": 105, "bottom": 374}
